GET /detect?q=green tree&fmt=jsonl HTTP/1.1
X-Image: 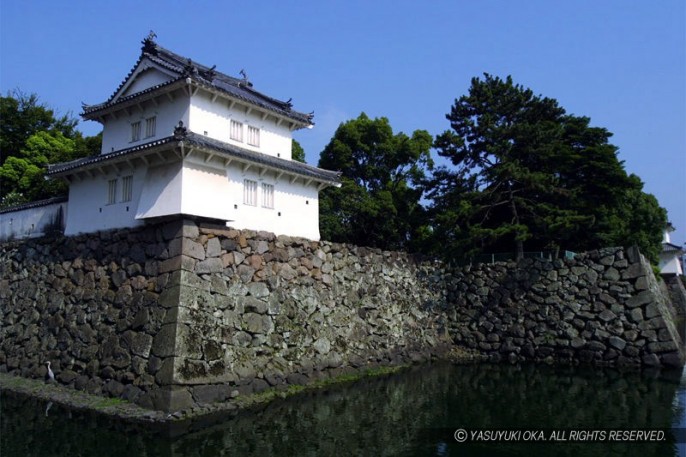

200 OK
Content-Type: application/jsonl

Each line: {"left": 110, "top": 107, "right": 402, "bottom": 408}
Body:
{"left": 318, "top": 113, "right": 433, "bottom": 250}
{"left": 292, "top": 139, "right": 306, "bottom": 163}
{"left": 429, "top": 74, "right": 664, "bottom": 261}
{"left": 0, "top": 91, "right": 101, "bottom": 204}
{"left": 0, "top": 91, "right": 78, "bottom": 166}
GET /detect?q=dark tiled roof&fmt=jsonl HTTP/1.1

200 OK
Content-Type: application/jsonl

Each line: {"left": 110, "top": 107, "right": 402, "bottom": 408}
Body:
{"left": 662, "top": 242, "right": 685, "bottom": 253}
{"left": 0, "top": 196, "right": 68, "bottom": 214}
{"left": 82, "top": 37, "right": 313, "bottom": 126}
{"left": 46, "top": 132, "right": 341, "bottom": 186}
{"left": 46, "top": 137, "right": 176, "bottom": 175}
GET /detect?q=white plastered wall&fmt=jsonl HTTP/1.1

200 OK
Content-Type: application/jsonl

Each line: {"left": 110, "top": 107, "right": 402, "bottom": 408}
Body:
{"left": 100, "top": 87, "right": 189, "bottom": 154}
{"left": 135, "top": 161, "right": 183, "bottom": 220}
{"left": 64, "top": 167, "right": 148, "bottom": 235}
{"left": 225, "top": 162, "right": 321, "bottom": 240}
{"left": 189, "top": 91, "right": 293, "bottom": 159}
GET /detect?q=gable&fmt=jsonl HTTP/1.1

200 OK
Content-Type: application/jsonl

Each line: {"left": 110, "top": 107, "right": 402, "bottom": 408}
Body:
{"left": 113, "top": 59, "right": 178, "bottom": 102}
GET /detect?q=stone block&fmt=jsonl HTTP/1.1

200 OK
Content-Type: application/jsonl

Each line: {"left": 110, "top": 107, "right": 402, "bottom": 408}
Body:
{"left": 626, "top": 290, "right": 654, "bottom": 308}
{"left": 151, "top": 324, "right": 177, "bottom": 358}
{"left": 608, "top": 336, "right": 626, "bottom": 351}
{"left": 242, "top": 313, "right": 273, "bottom": 335}
{"left": 192, "top": 384, "right": 229, "bottom": 404}
{"left": 196, "top": 257, "right": 224, "bottom": 274}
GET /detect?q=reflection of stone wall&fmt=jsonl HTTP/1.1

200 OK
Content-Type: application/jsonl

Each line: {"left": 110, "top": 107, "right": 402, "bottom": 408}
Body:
{"left": 2, "top": 364, "right": 681, "bottom": 457}
{"left": 1, "top": 217, "right": 684, "bottom": 413}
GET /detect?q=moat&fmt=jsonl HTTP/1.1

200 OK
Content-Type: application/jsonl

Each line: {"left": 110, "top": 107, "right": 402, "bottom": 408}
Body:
{"left": 2, "top": 362, "right": 685, "bottom": 457}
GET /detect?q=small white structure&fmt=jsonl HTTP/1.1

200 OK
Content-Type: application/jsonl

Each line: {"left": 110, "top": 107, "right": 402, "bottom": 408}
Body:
{"left": 47, "top": 34, "right": 340, "bottom": 240}
{"left": 659, "top": 223, "right": 684, "bottom": 276}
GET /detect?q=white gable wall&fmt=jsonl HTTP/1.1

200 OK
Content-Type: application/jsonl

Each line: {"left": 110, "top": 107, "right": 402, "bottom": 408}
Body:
{"left": 122, "top": 66, "right": 175, "bottom": 97}
{"left": 64, "top": 167, "right": 147, "bottom": 235}
{"left": 189, "top": 91, "right": 293, "bottom": 159}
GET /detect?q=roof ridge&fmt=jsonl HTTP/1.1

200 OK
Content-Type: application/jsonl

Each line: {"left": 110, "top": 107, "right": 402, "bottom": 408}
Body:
{"left": 82, "top": 35, "right": 313, "bottom": 127}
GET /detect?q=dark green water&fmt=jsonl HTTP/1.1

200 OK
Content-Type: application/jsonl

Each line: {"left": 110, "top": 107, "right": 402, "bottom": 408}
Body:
{"left": 2, "top": 363, "right": 685, "bottom": 457}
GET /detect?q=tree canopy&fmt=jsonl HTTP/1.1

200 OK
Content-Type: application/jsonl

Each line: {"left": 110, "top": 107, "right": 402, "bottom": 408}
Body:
{"left": 0, "top": 91, "right": 101, "bottom": 207}
{"left": 291, "top": 139, "right": 306, "bottom": 163}
{"left": 318, "top": 113, "right": 433, "bottom": 250}
{"left": 427, "top": 74, "right": 666, "bottom": 262}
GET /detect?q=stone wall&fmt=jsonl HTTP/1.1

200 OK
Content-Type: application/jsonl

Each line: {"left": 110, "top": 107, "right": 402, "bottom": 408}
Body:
{"left": 1, "top": 218, "right": 684, "bottom": 412}
{"left": 446, "top": 247, "right": 684, "bottom": 368}
{"left": 0, "top": 222, "right": 194, "bottom": 406}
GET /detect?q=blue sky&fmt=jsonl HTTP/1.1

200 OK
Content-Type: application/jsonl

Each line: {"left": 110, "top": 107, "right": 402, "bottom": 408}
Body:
{"left": 1, "top": 1, "right": 684, "bottom": 245}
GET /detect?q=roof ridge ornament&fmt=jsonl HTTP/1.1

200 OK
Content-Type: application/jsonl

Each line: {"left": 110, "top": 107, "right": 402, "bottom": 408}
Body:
{"left": 183, "top": 58, "right": 198, "bottom": 77}
{"left": 239, "top": 69, "right": 253, "bottom": 88}
{"left": 201, "top": 65, "right": 216, "bottom": 82}
{"left": 141, "top": 31, "right": 158, "bottom": 55}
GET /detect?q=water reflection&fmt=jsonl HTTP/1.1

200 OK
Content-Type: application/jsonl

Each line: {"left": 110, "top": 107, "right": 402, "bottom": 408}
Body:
{"left": 2, "top": 363, "right": 684, "bottom": 457}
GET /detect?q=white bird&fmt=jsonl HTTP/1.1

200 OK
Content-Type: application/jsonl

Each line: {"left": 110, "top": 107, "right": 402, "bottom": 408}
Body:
{"left": 46, "top": 361, "right": 55, "bottom": 382}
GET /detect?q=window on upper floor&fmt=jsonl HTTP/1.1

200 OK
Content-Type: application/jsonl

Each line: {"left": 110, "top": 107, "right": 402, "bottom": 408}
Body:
{"left": 248, "top": 126, "right": 260, "bottom": 147}
{"left": 243, "top": 179, "right": 257, "bottom": 206}
{"left": 107, "top": 179, "right": 117, "bottom": 205}
{"left": 145, "top": 116, "right": 156, "bottom": 138}
{"left": 262, "top": 183, "right": 274, "bottom": 208}
{"left": 230, "top": 120, "right": 243, "bottom": 142}
{"left": 121, "top": 176, "right": 133, "bottom": 202}
{"left": 131, "top": 121, "right": 141, "bottom": 142}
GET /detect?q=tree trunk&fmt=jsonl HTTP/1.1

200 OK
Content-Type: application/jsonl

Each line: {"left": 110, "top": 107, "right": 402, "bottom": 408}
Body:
{"left": 509, "top": 185, "right": 524, "bottom": 261}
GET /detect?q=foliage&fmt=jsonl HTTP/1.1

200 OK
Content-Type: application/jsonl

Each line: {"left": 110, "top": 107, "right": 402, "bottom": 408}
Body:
{"left": 292, "top": 139, "right": 306, "bottom": 163}
{"left": 0, "top": 91, "right": 101, "bottom": 202}
{"left": 428, "top": 74, "right": 666, "bottom": 262}
{"left": 318, "top": 113, "right": 433, "bottom": 250}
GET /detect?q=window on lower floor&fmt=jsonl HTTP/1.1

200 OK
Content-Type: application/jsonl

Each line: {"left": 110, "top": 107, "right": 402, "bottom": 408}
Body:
{"left": 107, "top": 179, "right": 117, "bottom": 205}
{"left": 244, "top": 179, "right": 257, "bottom": 206}
{"left": 121, "top": 176, "right": 133, "bottom": 202}
{"left": 262, "top": 183, "right": 274, "bottom": 208}
{"left": 247, "top": 126, "right": 260, "bottom": 147}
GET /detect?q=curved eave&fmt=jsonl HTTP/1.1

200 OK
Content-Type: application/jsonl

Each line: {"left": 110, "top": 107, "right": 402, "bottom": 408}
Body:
{"left": 46, "top": 135, "right": 341, "bottom": 189}
{"left": 82, "top": 77, "right": 313, "bottom": 130}
{"left": 46, "top": 137, "right": 179, "bottom": 180}
{"left": 81, "top": 78, "right": 187, "bottom": 122}
{"left": 180, "top": 135, "right": 340, "bottom": 188}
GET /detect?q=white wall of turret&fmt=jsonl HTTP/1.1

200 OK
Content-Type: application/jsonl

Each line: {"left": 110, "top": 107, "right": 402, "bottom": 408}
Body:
{"left": 188, "top": 91, "right": 294, "bottom": 159}
{"left": 99, "top": 98, "right": 189, "bottom": 155}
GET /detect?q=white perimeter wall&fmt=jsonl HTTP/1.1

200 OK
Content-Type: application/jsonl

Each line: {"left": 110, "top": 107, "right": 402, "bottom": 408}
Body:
{"left": 189, "top": 92, "right": 293, "bottom": 159}
{"left": 0, "top": 202, "right": 67, "bottom": 241}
